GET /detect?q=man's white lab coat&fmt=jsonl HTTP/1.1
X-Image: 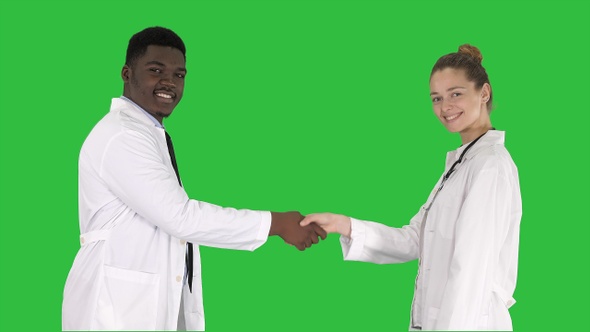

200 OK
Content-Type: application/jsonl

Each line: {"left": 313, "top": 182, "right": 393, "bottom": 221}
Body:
{"left": 62, "top": 97, "right": 271, "bottom": 330}
{"left": 341, "top": 131, "right": 521, "bottom": 331}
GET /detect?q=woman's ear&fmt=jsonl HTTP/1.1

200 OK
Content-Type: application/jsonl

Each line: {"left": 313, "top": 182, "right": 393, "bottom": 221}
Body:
{"left": 481, "top": 83, "right": 491, "bottom": 102}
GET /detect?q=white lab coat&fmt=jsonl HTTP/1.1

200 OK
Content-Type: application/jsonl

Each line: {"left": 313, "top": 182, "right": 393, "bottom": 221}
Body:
{"left": 62, "top": 97, "right": 271, "bottom": 331}
{"left": 341, "top": 131, "right": 521, "bottom": 331}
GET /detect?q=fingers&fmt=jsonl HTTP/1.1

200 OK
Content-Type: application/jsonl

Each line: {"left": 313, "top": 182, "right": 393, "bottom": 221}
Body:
{"left": 300, "top": 213, "right": 331, "bottom": 232}
{"left": 308, "top": 227, "right": 320, "bottom": 245}
{"left": 300, "top": 223, "right": 325, "bottom": 248}
{"left": 287, "top": 230, "right": 320, "bottom": 251}
{"left": 280, "top": 212, "right": 330, "bottom": 251}
{"left": 311, "top": 223, "right": 327, "bottom": 240}
{"left": 310, "top": 231, "right": 319, "bottom": 245}
{"left": 299, "top": 214, "right": 314, "bottom": 227}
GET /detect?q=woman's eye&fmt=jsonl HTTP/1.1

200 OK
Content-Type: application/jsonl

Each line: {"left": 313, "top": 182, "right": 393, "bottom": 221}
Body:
{"left": 452, "top": 92, "right": 461, "bottom": 97}
{"left": 432, "top": 97, "right": 441, "bottom": 103}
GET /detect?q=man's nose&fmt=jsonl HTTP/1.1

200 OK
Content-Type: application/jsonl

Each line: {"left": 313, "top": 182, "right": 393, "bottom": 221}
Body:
{"left": 160, "top": 75, "right": 176, "bottom": 88}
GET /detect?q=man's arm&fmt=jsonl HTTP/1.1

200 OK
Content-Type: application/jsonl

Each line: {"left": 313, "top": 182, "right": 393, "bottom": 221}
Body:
{"left": 99, "top": 130, "right": 324, "bottom": 251}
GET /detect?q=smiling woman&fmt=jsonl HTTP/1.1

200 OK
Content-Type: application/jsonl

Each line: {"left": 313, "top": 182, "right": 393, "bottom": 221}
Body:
{"left": 300, "top": 44, "right": 523, "bottom": 331}
{"left": 429, "top": 45, "right": 493, "bottom": 144}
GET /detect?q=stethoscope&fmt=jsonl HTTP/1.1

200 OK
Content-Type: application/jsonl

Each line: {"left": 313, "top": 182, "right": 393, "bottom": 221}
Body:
{"left": 435, "top": 129, "right": 491, "bottom": 194}
{"left": 419, "top": 128, "right": 493, "bottom": 240}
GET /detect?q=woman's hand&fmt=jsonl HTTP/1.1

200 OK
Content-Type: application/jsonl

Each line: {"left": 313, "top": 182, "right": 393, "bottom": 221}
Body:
{"left": 300, "top": 213, "right": 352, "bottom": 238}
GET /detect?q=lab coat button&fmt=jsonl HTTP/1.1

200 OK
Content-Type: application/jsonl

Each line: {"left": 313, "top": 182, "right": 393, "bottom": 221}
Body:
{"left": 180, "top": 240, "right": 186, "bottom": 245}
{"left": 176, "top": 275, "right": 182, "bottom": 282}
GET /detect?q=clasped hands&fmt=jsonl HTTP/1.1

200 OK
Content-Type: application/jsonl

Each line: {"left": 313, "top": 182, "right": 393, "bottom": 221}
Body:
{"left": 270, "top": 211, "right": 351, "bottom": 251}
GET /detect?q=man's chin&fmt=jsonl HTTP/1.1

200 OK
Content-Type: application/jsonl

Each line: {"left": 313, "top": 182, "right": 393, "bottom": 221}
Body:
{"left": 156, "top": 111, "right": 172, "bottom": 119}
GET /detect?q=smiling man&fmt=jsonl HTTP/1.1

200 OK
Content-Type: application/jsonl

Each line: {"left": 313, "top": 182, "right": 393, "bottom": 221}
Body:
{"left": 122, "top": 41, "right": 186, "bottom": 122}
{"left": 62, "top": 27, "right": 325, "bottom": 331}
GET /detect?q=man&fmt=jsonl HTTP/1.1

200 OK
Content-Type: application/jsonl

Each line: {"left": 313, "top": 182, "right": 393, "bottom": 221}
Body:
{"left": 62, "top": 26, "right": 325, "bottom": 331}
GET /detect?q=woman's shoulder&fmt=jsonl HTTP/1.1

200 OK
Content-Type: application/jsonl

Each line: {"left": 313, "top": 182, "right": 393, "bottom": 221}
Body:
{"left": 469, "top": 144, "right": 518, "bottom": 178}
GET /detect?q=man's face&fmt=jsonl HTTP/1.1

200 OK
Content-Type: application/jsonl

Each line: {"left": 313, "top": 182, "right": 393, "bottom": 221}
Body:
{"left": 122, "top": 45, "right": 186, "bottom": 123}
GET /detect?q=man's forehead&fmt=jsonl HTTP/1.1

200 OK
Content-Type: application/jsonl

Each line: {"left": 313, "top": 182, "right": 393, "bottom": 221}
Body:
{"left": 140, "top": 45, "right": 185, "bottom": 64}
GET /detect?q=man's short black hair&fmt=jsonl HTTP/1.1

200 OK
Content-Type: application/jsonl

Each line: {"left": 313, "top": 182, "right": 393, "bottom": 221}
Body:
{"left": 125, "top": 26, "right": 186, "bottom": 67}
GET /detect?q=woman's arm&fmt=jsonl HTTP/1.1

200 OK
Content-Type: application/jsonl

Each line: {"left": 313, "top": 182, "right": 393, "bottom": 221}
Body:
{"left": 301, "top": 208, "right": 426, "bottom": 264}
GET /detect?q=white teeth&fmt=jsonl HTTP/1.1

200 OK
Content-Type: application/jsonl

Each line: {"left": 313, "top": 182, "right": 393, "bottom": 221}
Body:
{"left": 445, "top": 113, "right": 461, "bottom": 121}
{"left": 156, "top": 93, "right": 172, "bottom": 99}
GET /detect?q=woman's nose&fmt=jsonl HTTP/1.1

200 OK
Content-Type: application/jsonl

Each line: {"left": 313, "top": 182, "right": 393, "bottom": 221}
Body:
{"left": 441, "top": 99, "right": 452, "bottom": 112}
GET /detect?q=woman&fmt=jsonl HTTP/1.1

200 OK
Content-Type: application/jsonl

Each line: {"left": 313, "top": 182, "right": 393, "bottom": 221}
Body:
{"left": 301, "top": 45, "right": 522, "bottom": 331}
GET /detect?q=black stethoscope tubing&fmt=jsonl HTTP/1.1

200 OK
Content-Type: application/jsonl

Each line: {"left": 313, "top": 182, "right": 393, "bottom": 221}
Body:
{"left": 436, "top": 130, "right": 491, "bottom": 192}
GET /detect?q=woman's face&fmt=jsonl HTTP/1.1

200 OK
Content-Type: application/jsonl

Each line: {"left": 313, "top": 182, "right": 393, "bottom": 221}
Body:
{"left": 429, "top": 68, "right": 490, "bottom": 138}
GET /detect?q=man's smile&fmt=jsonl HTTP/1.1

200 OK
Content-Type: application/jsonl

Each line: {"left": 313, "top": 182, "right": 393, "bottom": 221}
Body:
{"left": 155, "top": 90, "right": 175, "bottom": 103}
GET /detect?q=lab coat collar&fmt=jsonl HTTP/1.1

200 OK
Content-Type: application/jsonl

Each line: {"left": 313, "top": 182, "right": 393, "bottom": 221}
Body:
{"left": 110, "top": 97, "right": 165, "bottom": 129}
{"left": 119, "top": 96, "right": 164, "bottom": 129}
{"left": 445, "top": 130, "right": 505, "bottom": 168}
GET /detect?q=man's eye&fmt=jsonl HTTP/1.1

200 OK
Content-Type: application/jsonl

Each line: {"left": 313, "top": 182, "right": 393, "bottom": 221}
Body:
{"left": 149, "top": 68, "right": 161, "bottom": 73}
{"left": 176, "top": 73, "right": 185, "bottom": 79}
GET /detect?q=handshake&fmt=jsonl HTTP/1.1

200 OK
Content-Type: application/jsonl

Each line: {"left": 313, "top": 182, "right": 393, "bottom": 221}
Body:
{"left": 269, "top": 211, "right": 351, "bottom": 251}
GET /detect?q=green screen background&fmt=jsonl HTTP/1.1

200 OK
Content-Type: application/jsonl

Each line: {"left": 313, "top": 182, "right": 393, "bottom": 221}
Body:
{"left": 1, "top": 0, "right": 588, "bottom": 331}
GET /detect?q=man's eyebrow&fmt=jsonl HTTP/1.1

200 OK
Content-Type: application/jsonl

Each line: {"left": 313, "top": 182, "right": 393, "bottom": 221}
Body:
{"left": 145, "top": 60, "right": 165, "bottom": 67}
{"left": 145, "top": 60, "right": 187, "bottom": 73}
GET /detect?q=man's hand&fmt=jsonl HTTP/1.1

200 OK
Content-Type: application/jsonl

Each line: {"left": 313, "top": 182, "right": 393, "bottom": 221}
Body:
{"left": 269, "top": 211, "right": 327, "bottom": 251}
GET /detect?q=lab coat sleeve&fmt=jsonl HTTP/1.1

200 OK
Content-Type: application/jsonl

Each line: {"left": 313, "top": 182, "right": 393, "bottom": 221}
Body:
{"left": 340, "top": 208, "right": 424, "bottom": 264}
{"left": 98, "top": 129, "right": 270, "bottom": 251}
{"left": 434, "top": 162, "right": 515, "bottom": 330}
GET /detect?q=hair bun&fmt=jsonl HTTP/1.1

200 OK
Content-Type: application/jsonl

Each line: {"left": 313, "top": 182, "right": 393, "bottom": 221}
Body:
{"left": 458, "top": 44, "right": 483, "bottom": 64}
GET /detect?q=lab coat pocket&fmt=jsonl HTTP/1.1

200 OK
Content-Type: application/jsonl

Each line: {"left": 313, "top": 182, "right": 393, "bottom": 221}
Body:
{"left": 96, "top": 265, "right": 160, "bottom": 330}
{"left": 431, "top": 193, "right": 461, "bottom": 239}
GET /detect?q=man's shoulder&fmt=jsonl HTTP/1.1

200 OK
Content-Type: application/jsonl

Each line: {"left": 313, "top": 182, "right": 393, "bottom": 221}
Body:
{"left": 82, "top": 107, "right": 157, "bottom": 153}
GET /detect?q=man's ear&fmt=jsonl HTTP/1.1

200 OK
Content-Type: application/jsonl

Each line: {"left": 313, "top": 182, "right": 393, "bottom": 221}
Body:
{"left": 121, "top": 65, "right": 131, "bottom": 83}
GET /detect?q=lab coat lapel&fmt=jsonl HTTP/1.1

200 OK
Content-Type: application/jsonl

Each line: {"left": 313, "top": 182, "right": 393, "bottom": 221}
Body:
{"left": 445, "top": 131, "right": 506, "bottom": 169}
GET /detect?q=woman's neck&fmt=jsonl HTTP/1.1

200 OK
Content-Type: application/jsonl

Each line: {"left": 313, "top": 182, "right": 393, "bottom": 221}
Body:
{"left": 460, "top": 124, "right": 493, "bottom": 145}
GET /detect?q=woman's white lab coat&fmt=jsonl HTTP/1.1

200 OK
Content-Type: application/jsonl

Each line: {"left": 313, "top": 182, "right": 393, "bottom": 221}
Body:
{"left": 341, "top": 131, "right": 521, "bottom": 331}
{"left": 62, "top": 98, "right": 271, "bottom": 330}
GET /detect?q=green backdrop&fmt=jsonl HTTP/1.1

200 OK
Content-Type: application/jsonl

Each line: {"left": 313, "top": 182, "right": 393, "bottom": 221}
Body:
{"left": 1, "top": 0, "right": 588, "bottom": 331}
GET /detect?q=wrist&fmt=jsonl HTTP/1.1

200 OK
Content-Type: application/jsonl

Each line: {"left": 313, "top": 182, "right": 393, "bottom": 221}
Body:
{"left": 269, "top": 212, "right": 284, "bottom": 237}
{"left": 336, "top": 216, "right": 352, "bottom": 237}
